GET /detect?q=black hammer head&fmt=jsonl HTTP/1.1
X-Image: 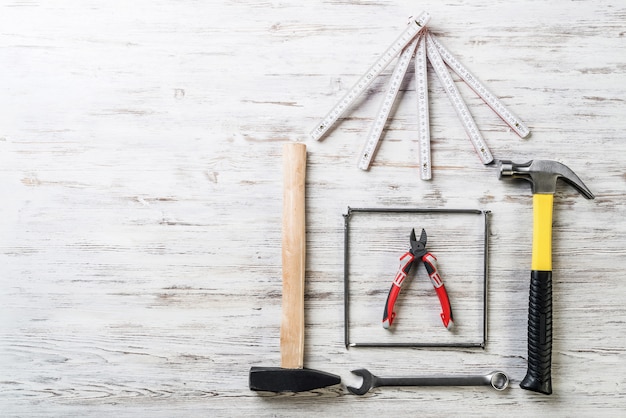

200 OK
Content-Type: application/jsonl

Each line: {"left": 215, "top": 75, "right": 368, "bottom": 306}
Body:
{"left": 498, "top": 160, "right": 594, "bottom": 198}
{"left": 249, "top": 366, "right": 341, "bottom": 392}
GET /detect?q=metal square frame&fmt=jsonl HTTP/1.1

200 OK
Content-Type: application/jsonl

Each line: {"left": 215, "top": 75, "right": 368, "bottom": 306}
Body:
{"left": 343, "top": 207, "right": 491, "bottom": 349}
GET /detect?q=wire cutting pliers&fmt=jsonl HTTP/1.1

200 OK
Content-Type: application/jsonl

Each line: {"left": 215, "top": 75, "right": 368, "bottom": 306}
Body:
{"left": 382, "top": 228, "right": 454, "bottom": 330}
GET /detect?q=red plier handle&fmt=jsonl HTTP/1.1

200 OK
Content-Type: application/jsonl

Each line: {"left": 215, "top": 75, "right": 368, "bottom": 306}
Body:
{"left": 422, "top": 253, "right": 454, "bottom": 329}
{"left": 382, "top": 251, "right": 415, "bottom": 329}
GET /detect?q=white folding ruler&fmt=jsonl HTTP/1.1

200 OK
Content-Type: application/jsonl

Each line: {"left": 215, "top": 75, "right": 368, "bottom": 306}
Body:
{"left": 310, "top": 13, "right": 530, "bottom": 180}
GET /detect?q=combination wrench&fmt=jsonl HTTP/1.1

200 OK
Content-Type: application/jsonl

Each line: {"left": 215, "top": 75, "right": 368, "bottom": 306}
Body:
{"left": 347, "top": 368, "right": 509, "bottom": 395}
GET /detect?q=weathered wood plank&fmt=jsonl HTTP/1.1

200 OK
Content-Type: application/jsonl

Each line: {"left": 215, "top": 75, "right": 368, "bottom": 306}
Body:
{"left": 1, "top": 0, "right": 625, "bottom": 416}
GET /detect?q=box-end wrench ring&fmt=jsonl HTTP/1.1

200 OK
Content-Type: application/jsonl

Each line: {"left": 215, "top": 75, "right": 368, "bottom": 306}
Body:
{"left": 347, "top": 369, "right": 509, "bottom": 395}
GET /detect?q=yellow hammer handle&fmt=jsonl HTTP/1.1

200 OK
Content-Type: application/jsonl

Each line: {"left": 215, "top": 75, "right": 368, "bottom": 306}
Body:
{"left": 523, "top": 192, "right": 555, "bottom": 394}
{"left": 532, "top": 194, "right": 554, "bottom": 271}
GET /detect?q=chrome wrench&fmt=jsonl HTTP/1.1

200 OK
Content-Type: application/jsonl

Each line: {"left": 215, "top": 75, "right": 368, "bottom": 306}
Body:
{"left": 347, "top": 369, "right": 509, "bottom": 395}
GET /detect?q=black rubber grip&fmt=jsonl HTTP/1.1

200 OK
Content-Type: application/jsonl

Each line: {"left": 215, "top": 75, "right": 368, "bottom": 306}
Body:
{"left": 520, "top": 270, "right": 553, "bottom": 395}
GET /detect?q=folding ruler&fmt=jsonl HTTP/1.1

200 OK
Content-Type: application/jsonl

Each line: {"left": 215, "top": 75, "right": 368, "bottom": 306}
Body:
{"left": 310, "top": 12, "right": 530, "bottom": 180}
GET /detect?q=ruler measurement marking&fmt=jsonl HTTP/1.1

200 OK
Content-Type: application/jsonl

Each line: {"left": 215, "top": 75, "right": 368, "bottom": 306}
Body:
{"left": 358, "top": 36, "right": 420, "bottom": 170}
{"left": 425, "top": 32, "right": 493, "bottom": 165}
{"left": 312, "top": 13, "right": 530, "bottom": 176}
{"left": 310, "top": 12, "right": 431, "bottom": 141}
{"left": 414, "top": 33, "right": 431, "bottom": 180}
{"left": 430, "top": 35, "right": 530, "bottom": 138}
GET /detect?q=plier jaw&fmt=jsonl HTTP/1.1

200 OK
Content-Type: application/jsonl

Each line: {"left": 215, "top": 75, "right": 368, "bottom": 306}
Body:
{"left": 409, "top": 227, "right": 428, "bottom": 257}
{"left": 382, "top": 228, "right": 454, "bottom": 330}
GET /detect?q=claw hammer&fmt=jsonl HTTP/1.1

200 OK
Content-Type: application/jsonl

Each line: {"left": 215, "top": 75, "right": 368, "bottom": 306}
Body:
{"left": 498, "top": 160, "right": 594, "bottom": 395}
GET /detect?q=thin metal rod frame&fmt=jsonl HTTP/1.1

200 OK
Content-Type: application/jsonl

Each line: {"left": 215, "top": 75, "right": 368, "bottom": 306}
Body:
{"left": 343, "top": 207, "right": 491, "bottom": 349}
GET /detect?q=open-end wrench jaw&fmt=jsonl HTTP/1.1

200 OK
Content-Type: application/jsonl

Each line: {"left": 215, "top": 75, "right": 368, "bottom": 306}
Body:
{"left": 347, "top": 369, "right": 374, "bottom": 395}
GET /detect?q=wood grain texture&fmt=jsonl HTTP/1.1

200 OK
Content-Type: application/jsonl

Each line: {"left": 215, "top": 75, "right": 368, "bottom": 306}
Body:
{"left": 280, "top": 143, "right": 306, "bottom": 369}
{"left": 0, "top": 0, "right": 625, "bottom": 416}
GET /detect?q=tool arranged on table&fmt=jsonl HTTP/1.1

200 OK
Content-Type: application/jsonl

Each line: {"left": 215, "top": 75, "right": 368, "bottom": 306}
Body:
{"left": 343, "top": 208, "right": 489, "bottom": 348}
{"left": 311, "top": 12, "right": 530, "bottom": 179}
{"left": 347, "top": 368, "right": 509, "bottom": 395}
{"left": 497, "top": 159, "right": 594, "bottom": 395}
{"left": 249, "top": 143, "right": 341, "bottom": 393}
{"left": 382, "top": 228, "right": 453, "bottom": 330}
{"left": 311, "top": 12, "right": 431, "bottom": 143}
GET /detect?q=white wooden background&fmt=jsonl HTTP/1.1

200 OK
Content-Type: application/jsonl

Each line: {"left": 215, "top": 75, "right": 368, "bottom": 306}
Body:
{"left": 1, "top": 1, "right": 625, "bottom": 416}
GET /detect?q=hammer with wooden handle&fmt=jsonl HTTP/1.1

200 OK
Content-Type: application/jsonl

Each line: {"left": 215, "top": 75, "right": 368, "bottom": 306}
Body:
{"left": 249, "top": 143, "right": 340, "bottom": 392}
{"left": 498, "top": 160, "right": 594, "bottom": 395}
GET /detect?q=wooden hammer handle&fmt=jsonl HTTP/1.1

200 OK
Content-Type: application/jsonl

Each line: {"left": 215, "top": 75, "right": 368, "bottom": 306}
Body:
{"left": 280, "top": 143, "right": 306, "bottom": 369}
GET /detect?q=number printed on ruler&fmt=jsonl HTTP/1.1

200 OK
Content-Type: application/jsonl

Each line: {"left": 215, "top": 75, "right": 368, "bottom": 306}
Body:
{"left": 430, "top": 36, "right": 530, "bottom": 138}
{"left": 310, "top": 12, "right": 431, "bottom": 141}
{"left": 358, "top": 36, "right": 419, "bottom": 170}
{"left": 311, "top": 12, "right": 531, "bottom": 177}
{"left": 414, "top": 33, "right": 431, "bottom": 180}
{"left": 425, "top": 33, "right": 493, "bottom": 165}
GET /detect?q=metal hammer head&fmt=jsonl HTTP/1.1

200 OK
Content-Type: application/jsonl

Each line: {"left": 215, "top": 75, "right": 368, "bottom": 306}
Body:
{"left": 249, "top": 366, "right": 341, "bottom": 392}
{"left": 498, "top": 160, "right": 594, "bottom": 198}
